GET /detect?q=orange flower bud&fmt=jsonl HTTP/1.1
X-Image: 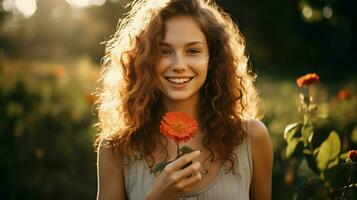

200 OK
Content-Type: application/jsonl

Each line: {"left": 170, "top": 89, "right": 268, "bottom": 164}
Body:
{"left": 296, "top": 73, "right": 320, "bottom": 87}
{"left": 338, "top": 89, "right": 350, "bottom": 100}
{"left": 347, "top": 150, "right": 357, "bottom": 164}
{"left": 53, "top": 65, "right": 65, "bottom": 78}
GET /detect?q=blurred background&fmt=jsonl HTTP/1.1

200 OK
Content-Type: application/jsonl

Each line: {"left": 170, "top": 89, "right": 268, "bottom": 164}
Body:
{"left": 0, "top": 0, "right": 356, "bottom": 199}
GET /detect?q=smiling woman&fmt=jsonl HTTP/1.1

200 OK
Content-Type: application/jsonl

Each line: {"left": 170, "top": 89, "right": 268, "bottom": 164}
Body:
{"left": 95, "top": 0, "right": 273, "bottom": 200}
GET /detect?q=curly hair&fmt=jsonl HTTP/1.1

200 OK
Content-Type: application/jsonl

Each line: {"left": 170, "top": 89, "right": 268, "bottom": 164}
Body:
{"left": 94, "top": 0, "right": 260, "bottom": 173}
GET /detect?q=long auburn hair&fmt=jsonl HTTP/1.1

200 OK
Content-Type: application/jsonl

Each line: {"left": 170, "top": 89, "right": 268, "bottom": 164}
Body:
{"left": 94, "top": 0, "right": 260, "bottom": 172}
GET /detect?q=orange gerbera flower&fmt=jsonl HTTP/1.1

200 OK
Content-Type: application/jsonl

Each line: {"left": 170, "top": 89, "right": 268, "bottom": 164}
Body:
{"left": 160, "top": 112, "right": 198, "bottom": 144}
{"left": 296, "top": 73, "right": 320, "bottom": 87}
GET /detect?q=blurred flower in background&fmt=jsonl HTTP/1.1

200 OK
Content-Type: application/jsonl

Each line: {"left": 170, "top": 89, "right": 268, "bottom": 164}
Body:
{"left": 296, "top": 73, "right": 320, "bottom": 87}
{"left": 338, "top": 89, "right": 351, "bottom": 101}
{"left": 53, "top": 65, "right": 66, "bottom": 79}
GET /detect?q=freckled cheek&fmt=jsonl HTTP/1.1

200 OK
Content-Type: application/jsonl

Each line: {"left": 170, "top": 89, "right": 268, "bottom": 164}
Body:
{"left": 192, "top": 58, "right": 209, "bottom": 67}
{"left": 191, "top": 57, "right": 209, "bottom": 72}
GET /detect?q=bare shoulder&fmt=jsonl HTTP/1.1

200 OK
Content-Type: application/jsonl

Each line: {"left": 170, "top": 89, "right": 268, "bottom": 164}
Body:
{"left": 97, "top": 138, "right": 122, "bottom": 166}
{"left": 248, "top": 119, "right": 273, "bottom": 161}
{"left": 96, "top": 138, "right": 126, "bottom": 200}
{"left": 248, "top": 119, "right": 273, "bottom": 200}
{"left": 248, "top": 119, "right": 271, "bottom": 146}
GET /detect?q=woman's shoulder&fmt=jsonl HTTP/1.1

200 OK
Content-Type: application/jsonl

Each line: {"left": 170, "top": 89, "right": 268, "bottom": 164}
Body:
{"left": 96, "top": 138, "right": 127, "bottom": 200}
{"left": 97, "top": 138, "right": 122, "bottom": 167}
{"left": 243, "top": 118, "right": 272, "bottom": 156}
{"left": 245, "top": 118, "right": 270, "bottom": 143}
{"left": 246, "top": 119, "right": 273, "bottom": 199}
{"left": 98, "top": 137, "right": 113, "bottom": 149}
{"left": 246, "top": 118, "right": 273, "bottom": 162}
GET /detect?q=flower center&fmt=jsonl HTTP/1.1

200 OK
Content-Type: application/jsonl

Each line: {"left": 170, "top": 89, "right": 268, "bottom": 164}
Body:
{"left": 172, "top": 122, "right": 187, "bottom": 134}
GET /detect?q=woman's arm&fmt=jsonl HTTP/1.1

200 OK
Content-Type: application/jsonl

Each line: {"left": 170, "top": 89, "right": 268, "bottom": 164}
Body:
{"left": 96, "top": 140, "right": 126, "bottom": 200}
{"left": 249, "top": 119, "right": 273, "bottom": 200}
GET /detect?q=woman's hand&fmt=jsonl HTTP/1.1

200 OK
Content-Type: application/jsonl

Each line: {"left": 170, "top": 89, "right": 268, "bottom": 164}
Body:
{"left": 145, "top": 151, "right": 202, "bottom": 200}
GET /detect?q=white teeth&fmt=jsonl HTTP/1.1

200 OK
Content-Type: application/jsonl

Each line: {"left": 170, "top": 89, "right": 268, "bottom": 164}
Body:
{"left": 167, "top": 77, "right": 191, "bottom": 84}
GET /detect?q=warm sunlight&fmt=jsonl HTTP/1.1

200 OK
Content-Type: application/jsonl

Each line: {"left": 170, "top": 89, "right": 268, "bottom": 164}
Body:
{"left": 2, "top": 0, "right": 37, "bottom": 18}
{"left": 1, "top": 0, "right": 107, "bottom": 17}
{"left": 65, "top": 0, "right": 106, "bottom": 8}
{"left": 15, "top": 0, "right": 37, "bottom": 17}
{"left": 66, "top": 0, "right": 90, "bottom": 7}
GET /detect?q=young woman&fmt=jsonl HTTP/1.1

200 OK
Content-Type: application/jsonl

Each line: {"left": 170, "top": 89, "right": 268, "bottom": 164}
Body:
{"left": 95, "top": 0, "right": 273, "bottom": 199}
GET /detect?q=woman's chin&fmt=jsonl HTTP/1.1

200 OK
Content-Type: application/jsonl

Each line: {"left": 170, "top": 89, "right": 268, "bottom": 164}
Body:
{"left": 162, "top": 91, "right": 198, "bottom": 103}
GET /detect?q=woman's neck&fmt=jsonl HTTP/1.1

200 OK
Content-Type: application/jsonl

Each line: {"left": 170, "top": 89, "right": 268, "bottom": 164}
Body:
{"left": 162, "top": 95, "right": 200, "bottom": 120}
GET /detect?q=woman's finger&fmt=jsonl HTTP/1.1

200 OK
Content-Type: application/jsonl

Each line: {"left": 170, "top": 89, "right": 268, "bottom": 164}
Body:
{"left": 174, "top": 161, "right": 201, "bottom": 179}
{"left": 177, "top": 172, "right": 202, "bottom": 191}
{"left": 165, "top": 151, "right": 201, "bottom": 172}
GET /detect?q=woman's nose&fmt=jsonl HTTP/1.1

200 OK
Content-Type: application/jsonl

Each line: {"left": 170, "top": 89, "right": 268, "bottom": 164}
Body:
{"left": 171, "top": 54, "right": 187, "bottom": 72}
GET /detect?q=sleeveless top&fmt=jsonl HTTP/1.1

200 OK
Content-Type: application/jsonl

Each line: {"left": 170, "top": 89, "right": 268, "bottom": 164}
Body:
{"left": 123, "top": 121, "right": 252, "bottom": 200}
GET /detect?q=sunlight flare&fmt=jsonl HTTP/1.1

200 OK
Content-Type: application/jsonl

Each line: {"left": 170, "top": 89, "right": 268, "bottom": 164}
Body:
{"left": 66, "top": 0, "right": 106, "bottom": 8}
{"left": 15, "top": 0, "right": 37, "bottom": 18}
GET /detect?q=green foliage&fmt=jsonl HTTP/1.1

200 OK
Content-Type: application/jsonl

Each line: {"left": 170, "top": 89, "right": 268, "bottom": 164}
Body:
{"left": 284, "top": 123, "right": 302, "bottom": 142}
{"left": 180, "top": 145, "right": 194, "bottom": 154}
{"left": 152, "top": 161, "right": 170, "bottom": 174}
{"left": 286, "top": 138, "right": 304, "bottom": 158}
{"left": 302, "top": 123, "right": 314, "bottom": 144}
{"left": 282, "top": 79, "right": 357, "bottom": 199}
{"left": 316, "top": 131, "right": 341, "bottom": 171}
{"left": 0, "top": 58, "right": 97, "bottom": 200}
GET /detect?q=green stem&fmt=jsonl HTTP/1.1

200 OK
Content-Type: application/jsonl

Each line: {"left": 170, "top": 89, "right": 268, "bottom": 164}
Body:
{"left": 176, "top": 143, "right": 180, "bottom": 159}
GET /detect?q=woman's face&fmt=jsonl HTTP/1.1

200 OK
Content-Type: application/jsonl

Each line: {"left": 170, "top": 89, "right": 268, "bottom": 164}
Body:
{"left": 155, "top": 15, "right": 209, "bottom": 104}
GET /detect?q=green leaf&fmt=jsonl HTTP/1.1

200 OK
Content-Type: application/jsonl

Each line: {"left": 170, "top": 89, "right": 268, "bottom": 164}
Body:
{"left": 180, "top": 146, "right": 194, "bottom": 155}
{"left": 339, "top": 152, "right": 348, "bottom": 160}
{"left": 284, "top": 123, "right": 302, "bottom": 142}
{"left": 152, "top": 161, "right": 169, "bottom": 173}
{"left": 302, "top": 124, "right": 314, "bottom": 143}
{"left": 286, "top": 138, "right": 304, "bottom": 158}
{"left": 327, "top": 157, "right": 339, "bottom": 169}
{"left": 313, "top": 148, "right": 319, "bottom": 156}
{"left": 350, "top": 126, "right": 357, "bottom": 144}
{"left": 303, "top": 149, "right": 312, "bottom": 155}
{"left": 316, "top": 131, "right": 341, "bottom": 171}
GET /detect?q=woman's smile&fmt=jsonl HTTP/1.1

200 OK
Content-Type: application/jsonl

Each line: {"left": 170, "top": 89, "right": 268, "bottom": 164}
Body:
{"left": 164, "top": 76, "right": 195, "bottom": 89}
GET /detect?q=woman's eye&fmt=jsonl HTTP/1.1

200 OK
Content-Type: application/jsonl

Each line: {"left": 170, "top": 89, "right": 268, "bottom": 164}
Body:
{"left": 160, "top": 49, "right": 172, "bottom": 55}
{"left": 187, "top": 49, "right": 201, "bottom": 55}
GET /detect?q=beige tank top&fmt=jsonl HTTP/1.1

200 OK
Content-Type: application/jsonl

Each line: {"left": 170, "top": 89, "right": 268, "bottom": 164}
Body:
{"left": 124, "top": 121, "right": 252, "bottom": 200}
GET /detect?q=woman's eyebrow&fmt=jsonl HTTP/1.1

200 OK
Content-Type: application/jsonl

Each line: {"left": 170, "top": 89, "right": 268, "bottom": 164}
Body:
{"left": 185, "top": 41, "right": 206, "bottom": 46}
{"left": 159, "top": 41, "right": 206, "bottom": 47}
{"left": 159, "top": 42, "right": 171, "bottom": 47}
